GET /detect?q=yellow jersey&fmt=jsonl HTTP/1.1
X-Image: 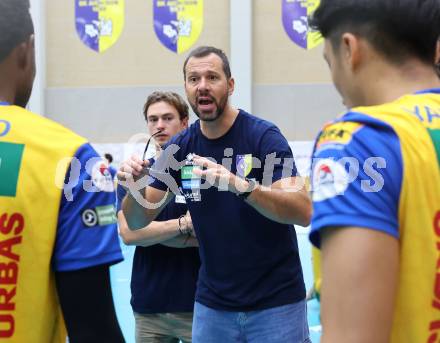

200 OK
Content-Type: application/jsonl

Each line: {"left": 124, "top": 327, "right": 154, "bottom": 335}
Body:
{"left": 310, "top": 89, "right": 440, "bottom": 342}
{"left": 0, "top": 104, "right": 122, "bottom": 342}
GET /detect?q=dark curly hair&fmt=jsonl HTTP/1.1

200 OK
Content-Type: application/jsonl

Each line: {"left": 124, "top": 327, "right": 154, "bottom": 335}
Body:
{"left": 0, "top": 0, "right": 34, "bottom": 63}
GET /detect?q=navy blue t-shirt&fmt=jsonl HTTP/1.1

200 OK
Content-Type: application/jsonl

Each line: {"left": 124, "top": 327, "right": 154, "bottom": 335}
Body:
{"left": 117, "top": 185, "right": 200, "bottom": 314}
{"left": 149, "top": 110, "right": 306, "bottom": 311}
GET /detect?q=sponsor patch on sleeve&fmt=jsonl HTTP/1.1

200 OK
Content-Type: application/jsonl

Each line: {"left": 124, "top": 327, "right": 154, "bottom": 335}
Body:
{"left": 82, "top": 204, "right": 117, "bottom": 228}
{"left": 312, "top": 159, "right": 349, "bottom": 202}
{"left": 316, "top": 122, "right": 363, "bottom": 150}
{"left": 91, "top": 160, "right": 114, "bottom": 192}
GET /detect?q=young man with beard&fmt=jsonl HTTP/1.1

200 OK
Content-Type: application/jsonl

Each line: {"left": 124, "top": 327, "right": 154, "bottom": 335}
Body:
{"left": 118, "top": 91, "right": 200, "bottom": 342}
{"left": 308, "top": 1, "right": 440, "bottom": 342}
{"left": 0, "top": 0, "right": 124, "bottom": 341}
{"left": 118, "top": 46, "right": 312, "bottom": 342}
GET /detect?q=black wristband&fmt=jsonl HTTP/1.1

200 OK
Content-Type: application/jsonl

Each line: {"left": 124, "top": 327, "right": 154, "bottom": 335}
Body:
{"left": 236, "top": 178, "right": 257, "bottom": 200}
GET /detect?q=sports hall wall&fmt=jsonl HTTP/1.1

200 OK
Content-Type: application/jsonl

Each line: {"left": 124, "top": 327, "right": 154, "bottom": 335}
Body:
{"left": 43, "top": 0, "right": 345, "bottom": 144}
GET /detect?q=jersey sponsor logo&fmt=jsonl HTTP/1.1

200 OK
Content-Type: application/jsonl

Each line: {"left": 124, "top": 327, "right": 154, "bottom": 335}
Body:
{"left": 236, "top": 154, "right": 252, "bottom": 178}
{"left": 91, "top": 161, "right": 114, "bottom": 192}
{"left": 82, "top": 208, "right": 98, "bottom": 227}
{"left": 0, "top": 212, "right": 25, "bottom": 338}
{"left": 0, "top": 120, "right": 11, "bottom": 137}
{"left": 82, "top": 205, "right": 117, "bottom": 227}
{"left": 153, "top": 0, "right": 203, "bottom": 54}
{"left": 282, "top": 0, "right": 323, "bottom": 50}
{"left": 75, "top": 0, "right": 125, "bottom": 53}
{"left": 312, "top": 159, "right": 349, "bottom": 201}
{"left": 0, "top": 142, "right": 24, "bottom": 197}
{"left": 95, "top": 205, "right": 117, "bottom": 226}
{"left": 316, "top": 122, "right": 363, "bottom": 150}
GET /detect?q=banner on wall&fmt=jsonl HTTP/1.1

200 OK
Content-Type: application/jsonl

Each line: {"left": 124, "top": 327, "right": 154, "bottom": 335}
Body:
{"left": 153, "top": 0, "right": 203, "bottom": 54}
{"left": 75, "top": 0, "right": 125, "bottom": 53}
{"left": 282, "top": 0, "right": 323, "bottom": 50}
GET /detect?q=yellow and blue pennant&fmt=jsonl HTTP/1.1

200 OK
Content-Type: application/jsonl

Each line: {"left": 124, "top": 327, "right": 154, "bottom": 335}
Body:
{"left": 282, "top": 0, "right": 322, "bottom": 50}
{"left": 75, "top": 0, "right": 125, "bottom": 53}
{"left": 153, "top": 0, "right": 203, "bottom": 54}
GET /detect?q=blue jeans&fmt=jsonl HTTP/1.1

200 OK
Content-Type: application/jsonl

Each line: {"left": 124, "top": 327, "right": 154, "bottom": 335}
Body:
{"left": 192, "top": 300, "right": 311, "bottom": 343}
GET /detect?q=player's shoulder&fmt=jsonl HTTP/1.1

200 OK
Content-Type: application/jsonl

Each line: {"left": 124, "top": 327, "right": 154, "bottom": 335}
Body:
{"left": 3, "top": 106, "right": 86, "bottom": 142}
{"left": 23, "top": 107, "right": 87, "bottom": 144}
{"left": 3, "top": 106, "right": 88, "bottom": 160}
{"left": 315, "top": 110, "right": 397, "bottom": 155}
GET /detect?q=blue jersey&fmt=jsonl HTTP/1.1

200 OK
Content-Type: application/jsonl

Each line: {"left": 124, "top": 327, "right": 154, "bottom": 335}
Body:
{"left": 117, "top": 186, "right": 200, "bottom": 313}
{"left": 309, "top": 112, "right": 403, "bottom": 246}
{"left": 54, "top": 143, "right": 123, "bottom": 271}
{"left": 150, "top": 110, "right": 306, "bottom": 311}
{"left": 309, "top": 90, "right": 440, "bottom": 342}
